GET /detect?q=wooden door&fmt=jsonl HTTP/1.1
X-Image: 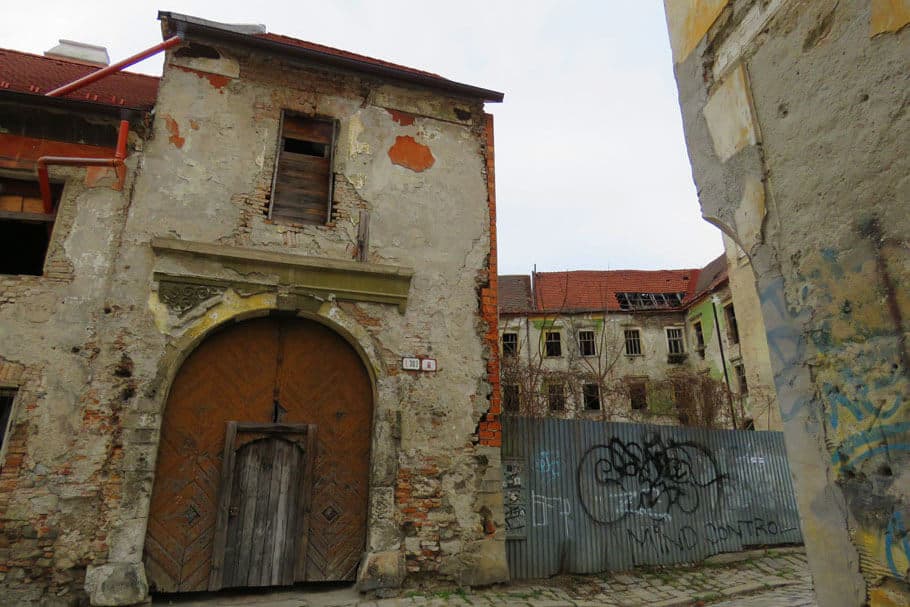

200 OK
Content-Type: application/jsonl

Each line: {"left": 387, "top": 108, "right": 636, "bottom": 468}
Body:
{"left": 144, "top": 317, "right": 373, "bottom": 593}
{"left": 210, "top": 423, "right": 316, "bottom": 589}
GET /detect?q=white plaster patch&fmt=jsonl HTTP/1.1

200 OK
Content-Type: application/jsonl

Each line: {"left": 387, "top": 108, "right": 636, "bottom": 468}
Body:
{"left": 703, "top": 64, "right": 759, "bottom": 162}
{"left": 347, "top": 114, "right": 372, "bottom": 158}
{"left": 734, "top": 176, "right": 766, "bottom": 253}
{"left": 171, "top": 54, "right": 240, "bottom": 79}
{"left": 713, "top": 0, "right": 789, "bottom": 80}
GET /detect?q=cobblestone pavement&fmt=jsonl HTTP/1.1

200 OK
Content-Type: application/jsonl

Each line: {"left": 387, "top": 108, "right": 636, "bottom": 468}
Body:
{"left": 157, "top": 547, "right": 815, "bottom": 607}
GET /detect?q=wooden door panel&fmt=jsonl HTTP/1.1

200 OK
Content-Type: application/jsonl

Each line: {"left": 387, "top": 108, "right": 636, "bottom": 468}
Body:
{"left": 213, "top": 423, "right": 315, "bottom": 590}
{"left": 145, "top": 317, "right": 372, "bottom": 592}
{"left": 277, "top": 320, "right": 373, "bottom": 581}
{"left": 145, "top": 319, "right": 280, "bottom": 592}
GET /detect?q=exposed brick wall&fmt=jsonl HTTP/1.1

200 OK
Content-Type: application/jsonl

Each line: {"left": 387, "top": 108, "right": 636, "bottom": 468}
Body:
{"left": 478, "top": 113, "right": 501, "bottom": 447}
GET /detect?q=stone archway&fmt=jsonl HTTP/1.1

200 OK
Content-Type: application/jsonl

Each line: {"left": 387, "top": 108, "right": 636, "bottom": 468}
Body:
{"left": 143, "top": 315, "right": 373, "bottom": 592}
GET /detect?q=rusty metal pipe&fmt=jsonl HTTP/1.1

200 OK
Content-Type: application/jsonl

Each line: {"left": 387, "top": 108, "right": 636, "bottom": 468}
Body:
{"left": 37, "top": 120, "right": 130, "bottom": 213}
{"left": 45, "top": 36, "right": 182, "bottom": 98}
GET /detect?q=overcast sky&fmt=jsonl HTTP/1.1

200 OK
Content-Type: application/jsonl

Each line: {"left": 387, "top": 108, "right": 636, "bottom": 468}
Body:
{"left": 3, "top": 1, "right": 724, "bottom": 274}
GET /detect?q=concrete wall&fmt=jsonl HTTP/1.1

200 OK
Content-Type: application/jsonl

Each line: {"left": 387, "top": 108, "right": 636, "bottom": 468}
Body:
{"left": 665, "top": 1, "right": 909, "bottom": 604}
{"left": 0, "top": 35, "right": 506, "bottom": 605}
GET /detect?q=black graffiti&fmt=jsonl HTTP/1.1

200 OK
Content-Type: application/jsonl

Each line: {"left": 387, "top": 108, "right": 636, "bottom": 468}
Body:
{"left": 577, "top": 435, "right": 725, "bottom": 525}
{"left": 627, "top": 524, "right": 699, "bottom": 554}
{"left": 705, "top": 517, "right": 799, "bottom": 544}
{"left": 504, "top": 502, "right": 527, "bottom": 532}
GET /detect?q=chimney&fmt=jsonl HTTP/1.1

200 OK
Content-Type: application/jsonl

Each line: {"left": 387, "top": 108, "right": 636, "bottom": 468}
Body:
{"left": 45, "top": 40, "right": 110, "bottom": 67}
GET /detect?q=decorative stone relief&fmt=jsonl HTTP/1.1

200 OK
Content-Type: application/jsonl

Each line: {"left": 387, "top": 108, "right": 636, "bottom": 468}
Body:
{"left": 158, "top": 281, "right": 223, "bottom": 316}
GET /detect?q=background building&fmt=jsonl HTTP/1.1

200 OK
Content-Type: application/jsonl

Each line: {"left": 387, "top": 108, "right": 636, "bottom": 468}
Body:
{"left": 498, "top": 254, "right": 780, "bottom": 429}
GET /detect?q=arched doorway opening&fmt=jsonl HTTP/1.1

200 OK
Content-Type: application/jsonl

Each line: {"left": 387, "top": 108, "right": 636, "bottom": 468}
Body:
{"left": 143, "top": 315, "right": 374, "bottom": 592}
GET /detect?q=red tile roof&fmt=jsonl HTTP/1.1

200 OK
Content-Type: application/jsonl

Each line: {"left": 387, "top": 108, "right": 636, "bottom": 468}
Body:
{"left": 499, "top": 275, "right": 532, "bottom": 315}
{"left": 0, "top": 47, "right": 160, "bottom": 110}
{"left": 690, "top": 253, "right": 728, "bottom": 301}
{"left": 533, "top": 269, "right": 700, "bottom": 313}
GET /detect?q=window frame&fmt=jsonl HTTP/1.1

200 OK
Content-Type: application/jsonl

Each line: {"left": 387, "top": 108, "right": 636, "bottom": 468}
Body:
{"left": 546, "top": 382, "right": 566, "bottom": 411}
{"left": 628, "top": 380, "right": 648, "bottom": 410}
{"left": 734, "top": 363, "right": 749, "bottom": 395}
{"left": 543, "top": 330, "right": 562, "bottom": 358}
{"left": 693, "top": 320, "right": 706, "bottom": 358}
{"left": 0, "top": 387, "right": 18, "bottom": 466}
{"left": 582, "top": 382, "right": 601, "bottom": 411}
{"left": 268, "top": 111, "right": 338, "bottom": 226}
{"left": 665, "top": 327, "right": 685, "bottom": 355}
{"left": 502, "top": 384, "right": 520, "bottom": 413}
{"left": 623, "top": 328, "right": 643, "bottom": 357}
{"left": 724, "top": 303, "right": 740, "bottom": 345}
{"left": 501, "top": 332, "right": 518, "bottom": 358}
{"left": 577, "top": 330, "right": 596, "bottom": 357}
{"left": 0, "top": 174, "right": 62, "bottom": 277}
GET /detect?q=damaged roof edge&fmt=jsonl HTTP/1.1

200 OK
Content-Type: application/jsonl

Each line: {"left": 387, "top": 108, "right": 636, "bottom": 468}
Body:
{"left": 158, "top": 11, "right": 505, "bottom": 103}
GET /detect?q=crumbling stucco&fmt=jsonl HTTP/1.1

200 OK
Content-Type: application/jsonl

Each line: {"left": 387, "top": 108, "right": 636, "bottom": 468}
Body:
{"left": 666, "top": 1, "right": 910, "bottom": 605}
{"left": 0, "top": 31, "right": 504, "bottom": 606}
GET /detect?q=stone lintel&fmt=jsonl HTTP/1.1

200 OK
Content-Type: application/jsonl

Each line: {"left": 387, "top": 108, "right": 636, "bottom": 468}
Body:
{"left": 151, "top": 237, "right": 413, "bottom": 312}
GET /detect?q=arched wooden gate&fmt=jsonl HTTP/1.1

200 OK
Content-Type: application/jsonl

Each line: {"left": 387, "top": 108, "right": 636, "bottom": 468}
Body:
{"left": 144, "top": 316, "right": 373, "bottom": 592}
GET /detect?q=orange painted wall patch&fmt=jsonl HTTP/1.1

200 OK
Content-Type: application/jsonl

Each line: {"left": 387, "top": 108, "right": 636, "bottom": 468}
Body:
{"left": 388, "top": 135, "right": 434, "bottom": 172}
{"left": 164, "top": 115, "right": 185, "bottom": 149}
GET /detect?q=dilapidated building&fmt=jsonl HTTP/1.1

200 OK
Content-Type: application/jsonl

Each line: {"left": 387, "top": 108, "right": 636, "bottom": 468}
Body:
{"left": 0, "top": 12, "right": 506, "bottom": 605}
{"left": 497, "top": 254, "right": 779, "bottom": 429}
{"left": 665, "top": 1, "right": 909, "bottom": 604}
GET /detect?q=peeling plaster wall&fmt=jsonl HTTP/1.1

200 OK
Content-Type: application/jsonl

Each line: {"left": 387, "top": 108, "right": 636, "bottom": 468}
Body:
{"left": 665, "top": 1, "right": 909, "bottom": 604}
{"left": 111, "top": 43, "right": 503, "bottom": 599}
{"left": 0, "top": 41, "right": 505, "bottom": 606}
{"left": 0, "top": 145, "right": 142, "bottom": 604}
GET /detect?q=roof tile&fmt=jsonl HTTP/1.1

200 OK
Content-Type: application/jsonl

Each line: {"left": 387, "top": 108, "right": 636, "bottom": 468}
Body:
{"left": 0, "top": 47, "right": 160, "bottom": 110}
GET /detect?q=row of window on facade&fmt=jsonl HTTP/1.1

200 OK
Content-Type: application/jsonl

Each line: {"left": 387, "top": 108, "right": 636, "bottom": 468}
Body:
{"left": 502, "top": 306, "right": 740, "bottom": 361}
{"left": 501, "top": 362, "right": 748, "bottom": 416}
{"left": 1, "top": 113, "right": 334, "bottom": 276}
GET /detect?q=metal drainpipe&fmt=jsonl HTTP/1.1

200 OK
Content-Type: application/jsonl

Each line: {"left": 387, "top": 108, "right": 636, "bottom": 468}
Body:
{"left": 711, "top": 295, "right": 737, "bottom": 428}
{"left": 36, "top": 36, "right": 183, "bottom": 212}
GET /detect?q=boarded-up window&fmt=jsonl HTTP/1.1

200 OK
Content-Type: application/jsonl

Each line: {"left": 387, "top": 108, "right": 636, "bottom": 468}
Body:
{"left": 270, "top": 114, "right": 335, "bottom": 225}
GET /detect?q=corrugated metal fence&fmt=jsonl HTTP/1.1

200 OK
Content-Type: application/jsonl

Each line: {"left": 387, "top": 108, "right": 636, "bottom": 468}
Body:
{"left": 502, "top": 417, "right": 802, "bottom": 579}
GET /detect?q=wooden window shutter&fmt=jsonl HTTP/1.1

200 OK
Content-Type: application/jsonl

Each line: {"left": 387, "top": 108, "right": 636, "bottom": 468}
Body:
{"left": 270, "top": 114, "right": 336, "bottom": 225}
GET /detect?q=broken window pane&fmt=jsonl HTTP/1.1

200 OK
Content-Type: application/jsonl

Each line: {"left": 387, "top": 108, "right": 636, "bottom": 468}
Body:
{"left": 544, "top": 331, "right": 562, "bottom": 357}
{"left": 502, "top": 332, "right": 518, "bottom": 357}
{"left": 615, "top": 292, "right": 685, "bottom": 310}
{"left": 666, "top": 327, "right": 685, "bottom": 355}
{"left": 578, "top": 330, "right": 596, "bottom": 357}
{"left": 503, "top": 384, "right": 520, "bottom": 412}
{"left": 724, "top": 304, "right": 740, "bottom": 344}
{"left": 582, "top": 383, "right": 600, "bottom": 410}
{"left": 0, "top": 176, "right": 60, "bottom": 276}
{"left": 547, "top": 383, "right": 565, "bottom": 411}
{"left": 629, "top": 381, "right": 647, "bottom": 410}
{"left": 624, "top": 329, "right": 642, "bottom": 356}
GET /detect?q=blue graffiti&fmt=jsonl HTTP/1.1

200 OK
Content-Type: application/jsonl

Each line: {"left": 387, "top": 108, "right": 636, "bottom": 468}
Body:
{"left": 885, "top": 511, "right": 910, "bottom": 578}
{"left": 536, "top": 450, "right": 561, "bottom": 481}
{"left": 822, "top": 362, "right": 904, "bottom": 430}
{"left": 833, "top": 422, "right": 910, "bottom": 467}
{"left": 760, "top": 277, "right": 812, "bottom": 422}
